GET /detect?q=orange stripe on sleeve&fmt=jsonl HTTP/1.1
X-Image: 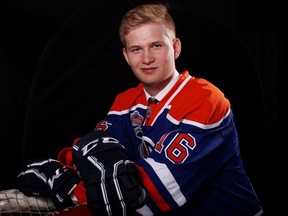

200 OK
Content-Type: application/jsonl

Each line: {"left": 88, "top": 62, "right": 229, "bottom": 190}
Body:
{"left": 135, "top": 163, "right": 171, "bottom": 212}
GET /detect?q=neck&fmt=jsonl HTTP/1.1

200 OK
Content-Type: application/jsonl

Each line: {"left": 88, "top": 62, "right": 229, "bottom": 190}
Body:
{"left": 144, "top": 71, "right": 178, "bottom": 96}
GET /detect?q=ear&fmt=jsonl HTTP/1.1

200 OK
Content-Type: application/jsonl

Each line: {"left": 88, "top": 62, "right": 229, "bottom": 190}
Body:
{"left": 173, "top": 38, "right": 181, "bottom": 59}
{"left": 122, "top": 48, "right": 130, "bottom": 65}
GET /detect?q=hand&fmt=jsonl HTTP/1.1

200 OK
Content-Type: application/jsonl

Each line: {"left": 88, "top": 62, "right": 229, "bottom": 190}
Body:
{"left": 72, "top": 131, "right": 147, "bottom": 216}
{"left": 17, "top": 158, "right": 81, "bottom": 209}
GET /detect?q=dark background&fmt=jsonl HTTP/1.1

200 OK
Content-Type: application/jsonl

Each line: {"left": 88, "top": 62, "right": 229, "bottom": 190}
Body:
{"left": 0, "top": 0, "right": 285, "bottom": 215}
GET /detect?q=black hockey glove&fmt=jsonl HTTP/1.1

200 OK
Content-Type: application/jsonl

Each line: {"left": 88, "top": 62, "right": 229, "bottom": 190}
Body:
{"left": 72, "top": 130, "right": 148, "bottom": 216}
{"left": 17, "top": 158, "right": 81, "bottom": 209}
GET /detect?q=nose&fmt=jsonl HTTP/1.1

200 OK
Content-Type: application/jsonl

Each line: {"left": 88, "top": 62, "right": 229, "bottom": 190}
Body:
{"left": 142, "top": 50, "right": 155, "bottom": 64}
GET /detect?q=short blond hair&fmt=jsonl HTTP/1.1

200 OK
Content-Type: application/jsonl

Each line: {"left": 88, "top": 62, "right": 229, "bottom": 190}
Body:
{"left": 119, "top": 3, "right": 176, "bottom": 47}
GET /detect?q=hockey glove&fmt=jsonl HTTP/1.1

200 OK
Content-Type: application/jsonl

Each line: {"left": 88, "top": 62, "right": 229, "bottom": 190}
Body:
{"left": 17, "top": 158, "right": 81, "bottom": 209}
{"left": 72, "top": 130, "right": 147, "bottom": 216}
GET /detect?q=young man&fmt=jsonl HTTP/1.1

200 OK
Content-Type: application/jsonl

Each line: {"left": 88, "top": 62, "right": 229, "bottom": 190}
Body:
{"left": 17, "top": 3, "right": 263, "bottom": 216}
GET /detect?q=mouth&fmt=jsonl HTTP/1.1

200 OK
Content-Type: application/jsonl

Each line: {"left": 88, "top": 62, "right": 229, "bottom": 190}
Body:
{"left": 141, "top": 67, "right": 157, "bottom": 73}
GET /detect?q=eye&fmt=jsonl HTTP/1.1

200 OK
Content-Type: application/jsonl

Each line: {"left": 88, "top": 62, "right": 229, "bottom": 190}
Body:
{"left": 152, "top": 43, "right": 162, "bottom": 49}
{"left": 131, "top": 47, "right": 141, "bottom": 53}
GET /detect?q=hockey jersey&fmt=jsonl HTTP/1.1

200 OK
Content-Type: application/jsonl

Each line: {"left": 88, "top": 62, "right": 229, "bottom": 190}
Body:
{"left": 95, "top": 70, "right": 263, "bottom": 216}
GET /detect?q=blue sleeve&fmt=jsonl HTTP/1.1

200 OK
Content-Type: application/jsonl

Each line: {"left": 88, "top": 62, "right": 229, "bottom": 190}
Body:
{"left": 135, "top": 112, "right": 261, "bottom": 215}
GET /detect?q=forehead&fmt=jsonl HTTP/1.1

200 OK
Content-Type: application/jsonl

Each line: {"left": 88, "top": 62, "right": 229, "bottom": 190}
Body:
{"left": 124, "top": 23, "right": 170, "bottom": 46}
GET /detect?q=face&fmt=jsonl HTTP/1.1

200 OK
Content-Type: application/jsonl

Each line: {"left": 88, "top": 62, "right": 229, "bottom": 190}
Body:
{"left": 122, "top": 23, "right": 181, "bottom": 96}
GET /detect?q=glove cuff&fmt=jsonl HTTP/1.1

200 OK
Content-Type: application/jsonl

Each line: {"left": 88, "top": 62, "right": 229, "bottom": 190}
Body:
{"left": 50, "top": 170, "right": 81, "bottom": 209}
{"left": 58, "top": 147, "right": 76, "bottom": 170}
{"left": 72, "top": 180, "right": 87, "bottom": 205}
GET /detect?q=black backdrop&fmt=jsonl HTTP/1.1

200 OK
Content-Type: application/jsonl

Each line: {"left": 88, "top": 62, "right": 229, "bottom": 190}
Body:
{"left": 0, "top": 0, "right": 285, "bottom": 215}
